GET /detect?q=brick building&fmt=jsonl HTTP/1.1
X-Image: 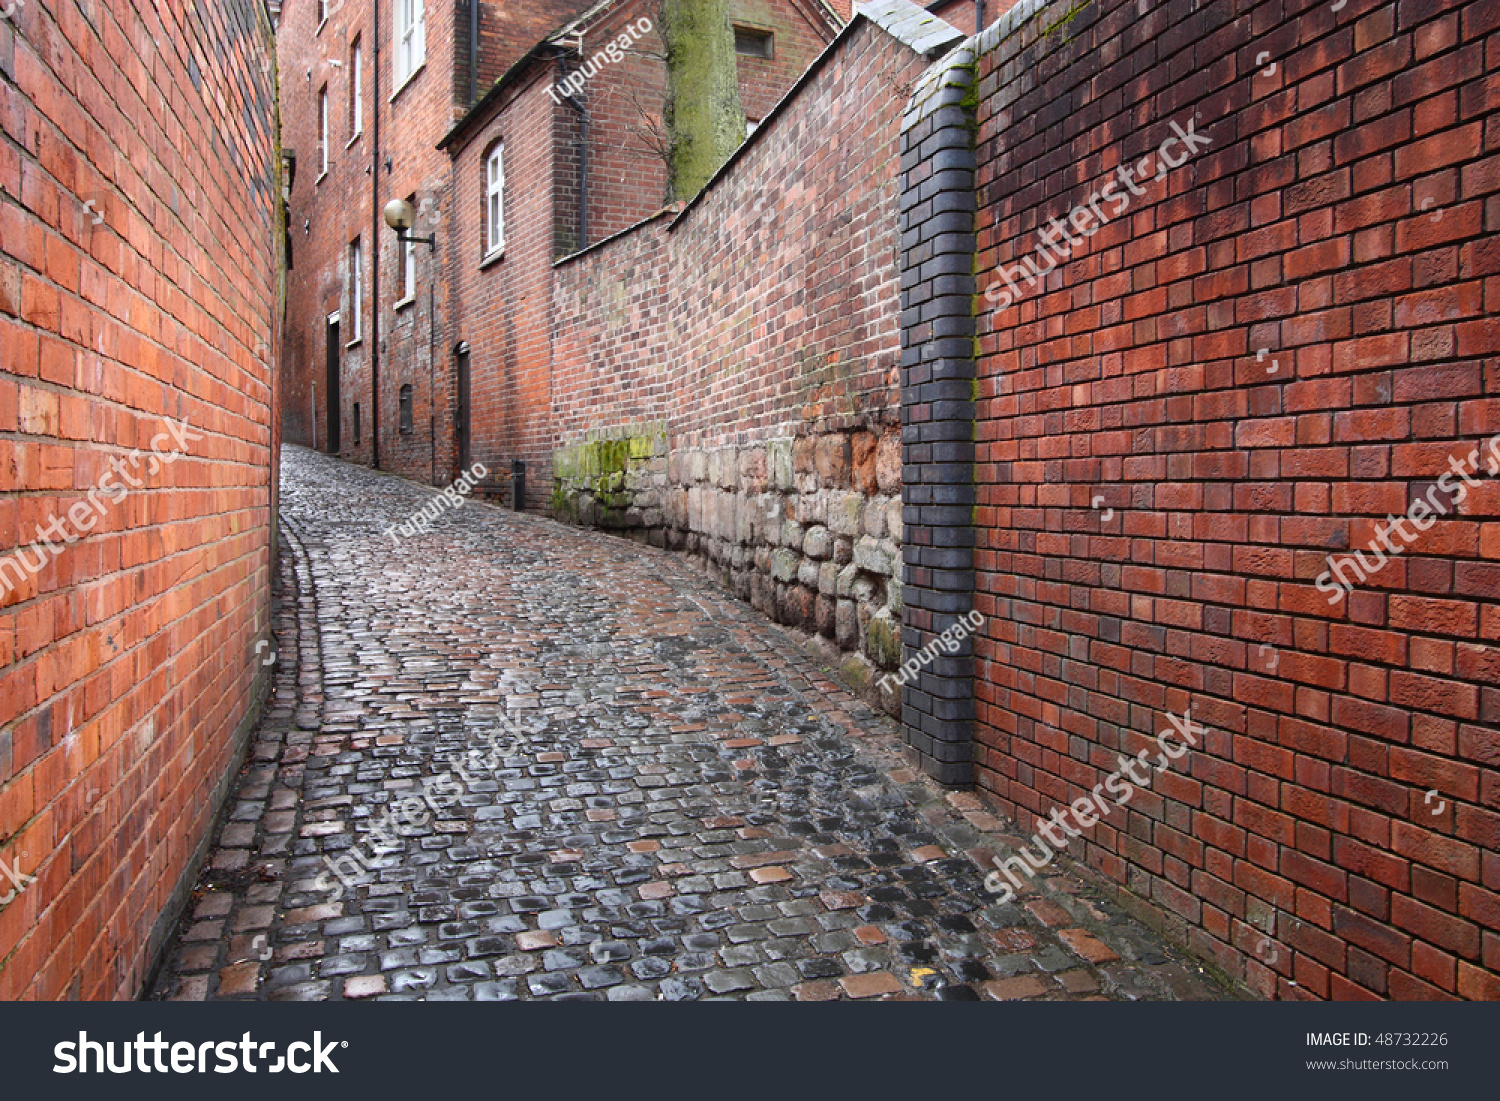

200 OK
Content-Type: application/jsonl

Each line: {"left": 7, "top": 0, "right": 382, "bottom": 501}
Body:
{"left": 900, "top": 0, "right": 1500, "bottom": 1000}
{"left": 271, "top": 0, "right": 1500, "bottom": 1002}
{"left": 279, "top": 0, "right": 839, "bottom": 490}
{"left": 0, "top": 1, "right": 281, "bottom": 997}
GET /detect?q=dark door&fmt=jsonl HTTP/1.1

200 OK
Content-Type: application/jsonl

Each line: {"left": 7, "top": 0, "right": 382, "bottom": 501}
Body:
{"left": 455, "top": 346, "right": 471, "bottom": 472}
{"left": 326, "top": 318, "right": 341, "bottom": 453}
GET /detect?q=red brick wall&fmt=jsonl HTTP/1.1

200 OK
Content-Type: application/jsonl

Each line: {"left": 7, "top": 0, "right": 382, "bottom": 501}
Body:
{"left": 0, "top": 0, "right": 280, "bottom": 997}
{"left": 279, "top": 0, "right": 459, "bottom": 482}
{"left": 442, "top": 0, "right": 841, "bottom": 501}
{"left": 544, "top": 19, "right": 923, "bottom": 691}
{"left": 972, "top": 0, "right": 1500, "bottom": 999}
{"left": 448, "top": 66, "right": 563, "bottom": 497}
{"left": 286, "top": 0, "right": 837, "bottom": 490}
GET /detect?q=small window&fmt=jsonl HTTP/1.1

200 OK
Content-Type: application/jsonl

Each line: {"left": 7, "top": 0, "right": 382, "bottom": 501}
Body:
{"left": 399, "top": 385, "right": 414, "bottom": 434}
{"left": 347, "top": 237, "right": 363, "bottom": 340}
{"left": 352, "top": 402, "right": 361, "bottom": 444}
{"left": 318, "top": 85, "right": 329, "bottom": 175}
{"left": 395, "top": 0, "right": 426, "bottom": 87}
{"left": 484, "top": 143, "right": 505, "bottom": 257}
{"left": 734, "top": 26, "right": 773, "bottom": 59}
{"left": 350, "top": 37, "right": 363, "bottom": 138}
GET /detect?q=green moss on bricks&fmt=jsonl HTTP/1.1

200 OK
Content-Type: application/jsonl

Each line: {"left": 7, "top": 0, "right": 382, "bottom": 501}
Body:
{"left": 1042, "top": 0, "right": 1089, "bottom": 38}
{"left": 956, "top": 57, "right": 980, "bottom": 148}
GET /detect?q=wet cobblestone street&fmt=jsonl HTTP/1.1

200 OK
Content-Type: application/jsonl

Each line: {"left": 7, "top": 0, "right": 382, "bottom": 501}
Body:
{"left": 150, "top": 446, "right": 1231, "bottom": 1002}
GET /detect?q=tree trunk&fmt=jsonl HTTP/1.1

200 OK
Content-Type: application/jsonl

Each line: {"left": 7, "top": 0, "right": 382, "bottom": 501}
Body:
{"left": 660, "top": 0, "right": 745, "bottom": 201}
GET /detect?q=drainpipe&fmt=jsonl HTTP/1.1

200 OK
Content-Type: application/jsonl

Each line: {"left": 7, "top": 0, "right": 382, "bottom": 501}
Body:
{"left": 973, "top": 0, "right": 984, "bottom": 33}
{"left": 469, "top": 0, "right": 479, "bottom": 105}
{"left": 557, "top": 52, "right": 588, "bottom": 249}
{"left": 370, "top": 0, "right": 382, "bottom": 468}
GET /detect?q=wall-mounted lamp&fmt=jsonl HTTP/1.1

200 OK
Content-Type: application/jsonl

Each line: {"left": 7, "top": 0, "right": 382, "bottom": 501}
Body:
{"left": 382, "top": 198, "right": 435, "bottom": 250}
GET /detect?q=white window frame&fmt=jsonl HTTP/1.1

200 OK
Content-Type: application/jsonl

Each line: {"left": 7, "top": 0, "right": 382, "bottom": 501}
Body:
{"left": 349, "top": 38, "right": 363, "bottom": 142}
{"left": 348, "top": 237, "right": 363, "bottom": 341}
{"left": 394, "top": 0, "right": 426, "bottom": 92}
{"left": 484, "top": 144, "right": 505, "bottom": 259}
{"left": 318, "top": 85, "right": 329, "bottom": 178}
{"left": 397, "top": 233, "right": 416, "bottom": 308}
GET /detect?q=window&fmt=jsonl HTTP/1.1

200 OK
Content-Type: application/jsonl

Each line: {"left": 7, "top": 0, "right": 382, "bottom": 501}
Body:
{"left": 352, "top": 402, "right": 360, "bottom": 444}
{"left": 347, "top": 237, "right": 363, "bottom": 340}
{"left": 349, "top": 38, "right": 363, "bottom": 138}
{"left": 734, "top": 26, "right": 773, "bottom": 58}
{"left": 484, "top": 143, "right": 505, "bottom": 258}
{"left": 394, "top": 0, "right": 425, "bottom": 88}
{"left": 399, "top": 385, "right": 414, "bottom": 434}
{"left": 318, "top": 85, "right": 329, "bottom": 176}
{"left": 398, "top": 197, "right": 417, "bottom": 303}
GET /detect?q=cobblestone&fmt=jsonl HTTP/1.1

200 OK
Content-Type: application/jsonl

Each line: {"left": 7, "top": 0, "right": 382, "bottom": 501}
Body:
{"left": 149, "top": 447, "right": 1233, "bottom": 1003}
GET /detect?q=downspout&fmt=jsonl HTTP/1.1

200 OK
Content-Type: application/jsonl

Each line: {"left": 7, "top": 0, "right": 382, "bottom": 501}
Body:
{"left": 469, "top": 0, "right": 479, "bottom": 105}
{"left": 370, "top": 0, "right": 382, "bottom": 468}
{"left": 428, "top": 283, "right": 436, "bottom": 484}
{"left": 973, "top": 0, "right": 984, "bottom": 33}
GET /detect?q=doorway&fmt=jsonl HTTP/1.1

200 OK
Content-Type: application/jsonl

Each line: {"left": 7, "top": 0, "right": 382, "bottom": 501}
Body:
{"left": 455, "top": 343, "right": 471, "bottom": 473}
{"left": 325, "top": 314, "right": 341, "bottom": 453}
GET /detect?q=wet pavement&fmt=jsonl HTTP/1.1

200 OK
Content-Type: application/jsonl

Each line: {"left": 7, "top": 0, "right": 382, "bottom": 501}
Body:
{"left": 149, "top": 445, "right": 1232, "bottom": 1002}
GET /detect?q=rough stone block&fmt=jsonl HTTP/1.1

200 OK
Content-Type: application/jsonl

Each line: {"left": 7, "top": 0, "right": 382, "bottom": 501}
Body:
{"left": 803, "top": 525, "right": 832, "bottom": 560}
{"left": 739, "top": 447, "right": 766, "bottom": 493}
{"left": 828, "top": 493, "right": 864, "bottom": 536}
{"left": 835, "top": 599, "right": 858, "bottom": 649}
{"left": 815, "top": 434, "right": 851, "bottom": 487}
{"left": 876, "top": 430, "right": 901, "bottom": 493}
{"left": 866, "top": 607, "right": 902, "bottom": 669}
{"left": 815, "top": 594, "right": 836, "bottom": 638}
{"left": 771, "top": 548, "right": 801, "bottom": 582}
{"left": 818, "top": 561, "right": 839, "bottom": 595}
{"left": 854, "top": 535, "right": 893, "bottom": 576}
{"left": 793, "top": 436, "right": 816, "bottom": 475}
{"left": 769, "top": 439, "right": 794, "bottom": 490}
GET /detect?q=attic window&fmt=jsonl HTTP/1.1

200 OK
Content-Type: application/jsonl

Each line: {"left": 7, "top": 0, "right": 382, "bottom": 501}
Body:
{"left": 734, "top": 26, "right": 773, "bottom": 59}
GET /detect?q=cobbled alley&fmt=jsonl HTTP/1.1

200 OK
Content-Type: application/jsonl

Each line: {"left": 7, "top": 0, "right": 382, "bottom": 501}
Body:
{"left": 150, "top": 447, "right": 1230, "bottom": 1002}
